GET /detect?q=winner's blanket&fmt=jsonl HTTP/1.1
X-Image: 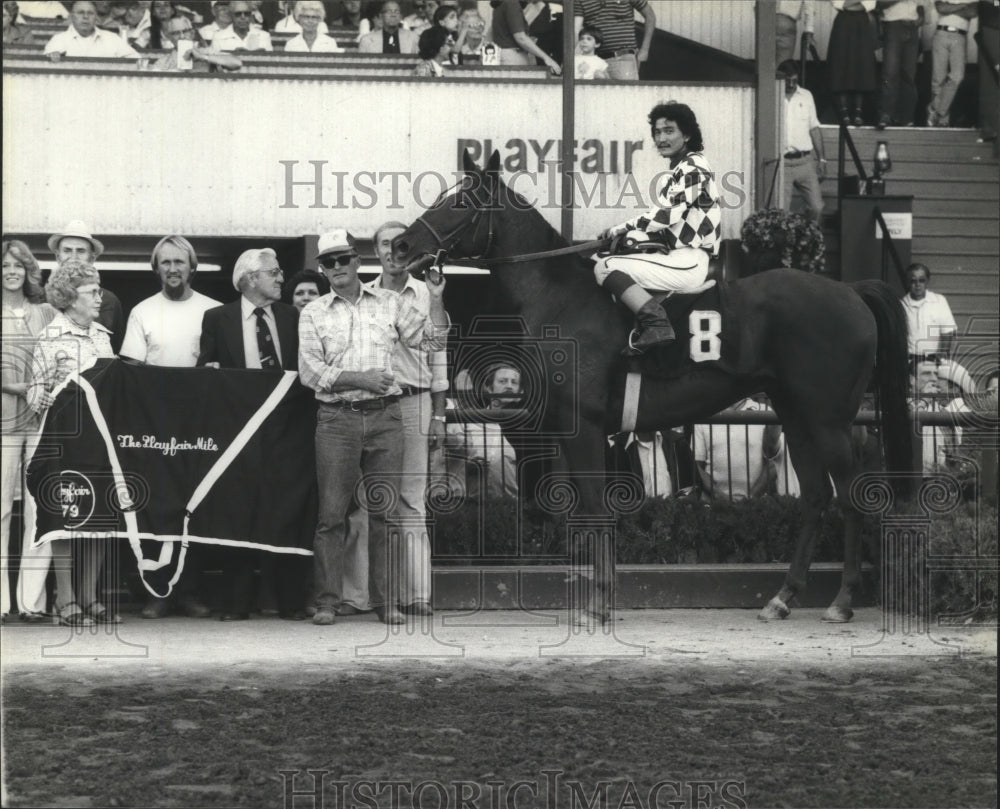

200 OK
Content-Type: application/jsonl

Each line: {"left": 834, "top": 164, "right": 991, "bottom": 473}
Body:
{"left": 26, "top": 360, "right": 317, "bottom": 597}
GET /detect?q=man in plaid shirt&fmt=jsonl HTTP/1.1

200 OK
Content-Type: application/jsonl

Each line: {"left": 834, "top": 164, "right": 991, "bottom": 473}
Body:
{"left": 298, "top": 228, "right": 448, "bottom": 627}
{"left": 594, "top": 102, "right": 722, "bottom": 355}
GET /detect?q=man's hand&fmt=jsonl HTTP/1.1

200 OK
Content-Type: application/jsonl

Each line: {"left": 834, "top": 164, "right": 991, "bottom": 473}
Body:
{"left": 48, "top": 51, "right": 65, "bottom": 62}
{"left": 816, "top": 159, "right": 827, "bottom": 181}
{"left": 425, "top": 268, "right": 446, "bottom": 298}
{"left": 637, "top": 46, "right": 649, "bottom": 63}
{"left": 599, "top": 224, "right": 627, "bottom": 241}
{"left": 357, "top": 368, "right": 395, "bottom": 395}
{"left": 428, "top": 417, "right": 445, "bottom": 450}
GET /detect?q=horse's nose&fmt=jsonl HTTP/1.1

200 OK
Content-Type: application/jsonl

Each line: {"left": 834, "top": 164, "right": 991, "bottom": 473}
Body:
{"left": 393, "top": 238, "right": 409, "bottom": 259}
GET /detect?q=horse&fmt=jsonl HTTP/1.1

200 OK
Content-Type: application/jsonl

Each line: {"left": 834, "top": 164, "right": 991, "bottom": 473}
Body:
{"left": 393, "top": 150, "right": 912, "bottom": 624}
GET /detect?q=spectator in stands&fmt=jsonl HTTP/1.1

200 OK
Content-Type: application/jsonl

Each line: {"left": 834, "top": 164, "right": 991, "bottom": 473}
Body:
{"left": 413, "top": 24, "right": 450, "bottom": 74}
{"left": 198, "top": 248, "right": 308, "bottom": 621}
{"left": 492, "top": 0, "right": 560, "bottom": 72}
{"left": 149, "top": 1, "right": 201, "bottom": 49}
{"left": 274, "top": 0, "right": 328, "bottom": 32}
{"left": 94, "top": 0, "right": 126, "bottom": 29}
{"left": 455, "top": 9, "right": 489, "bottom": 63}
{"left": 693, "top": 397, "right": 775, "bottom": 501}
{"left": 17, "top": 1, "right": 67, "bottom": 19}
{"left": 901, "top": 262, "right": 956, "bottom": 360}
{"left": 779, "top": 59, "right": 826, "bottom": 223}
{"left": 2, "top": 1, "right": 29, "bottom": 46}
{"left": 575, "top": 25, "right": 608, "bottom": 79}
{"left": 215, "top": 0, "right": 273, "bottom": 50}
{"left": 876, "top": 0, "right": 924, "bottom": 129}
{"left": 928, "top": 1, "right": 977, "bottom": 126}
{"left": 27, "top": 260, "right": 118, "bottom": 627}
{"left": 155, "top": 13, "right": 243, "bottom": 68}
{"left": 358, "top": 0, "right": 418, "bottom": 53}
{"left": 118, "top": 236, "right": 219, "bottom": 619}
{"left": 444, "top": 363, "right": 522, "bottom": 500}
{"left": 48, "top": 221, "right": 126, "bottom": 354}
{"left": 337, "top": 0, "right": 363, "bottom": 29}
{"left": 299, "top": 228, "right": 448, "bottom": 626}
{"left": 200, "top": 0, "right": 232, "bottom": 44}
{"left": 912, "top": 360, "right": 960, "bottom": 473}
{"left": 403, "top": 0, "right": 436, "bottom": 33}
{"left": 285, "top": 268, "right": 330, "bottom": 311}
{"left": 776, "top": 0, "right": 815, "bottom": 63}
{"left": 574, "top": 0, "right": 655, "bottom": 80}
{"left": 44, "top": 0, "right": 140, "bottom": 59}
{"left": 608, "top": 429, "right": 694, "bottom": 499}
{"left": 121, "top": 0, "right": 151, "bottom": 48}
{"left": 524, "top": 0, "right": 557, "bottom": 63}
{"left": 1, "top": 241, "right": 56, "bottom": 624}
{"left": 284, "top": 0, "right": 342, "bottom": 50}
{"left": 827, "top": 0, "right": 878, "bottom": 126}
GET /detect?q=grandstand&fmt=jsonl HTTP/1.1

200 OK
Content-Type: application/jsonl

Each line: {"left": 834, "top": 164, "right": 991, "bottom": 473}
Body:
{"left": 2, "top": 0, "right": 997, "bottom": 343}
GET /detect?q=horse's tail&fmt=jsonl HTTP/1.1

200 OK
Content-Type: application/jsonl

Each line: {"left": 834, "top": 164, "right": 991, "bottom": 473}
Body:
{"left": 851, "top": 280, "right": 912, "bottom": 474}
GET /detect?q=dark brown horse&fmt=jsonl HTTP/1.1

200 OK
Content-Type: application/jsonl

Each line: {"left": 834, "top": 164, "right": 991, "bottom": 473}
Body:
{"left": 394, "top": 151, "right": 911, "bottom": 624}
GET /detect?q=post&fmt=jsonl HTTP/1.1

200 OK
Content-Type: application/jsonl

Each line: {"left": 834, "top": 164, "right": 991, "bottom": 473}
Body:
{"left": 755, "top": 0, "right": 780, "bottom": 210}
{"left": 561, "top": 0, "right": 576, "bottom": 242}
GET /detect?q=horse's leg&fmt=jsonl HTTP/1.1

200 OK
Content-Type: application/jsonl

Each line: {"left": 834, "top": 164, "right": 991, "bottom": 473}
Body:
{"left": 822, "top": 429, "right": 864, "bottom": 623}
{"left": 758, "top": 425, "right": 835, "bottom": 621}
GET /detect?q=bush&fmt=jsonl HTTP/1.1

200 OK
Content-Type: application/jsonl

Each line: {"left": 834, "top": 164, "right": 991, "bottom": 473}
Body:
{"left": 429, "top": 496, "right": 997, "bottom": 620}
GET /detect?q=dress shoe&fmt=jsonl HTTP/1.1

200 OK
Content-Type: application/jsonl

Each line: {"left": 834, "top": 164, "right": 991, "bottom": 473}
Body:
{"left": 219, "top": 612, "right": 250, "bottom": 621}
{"left": 375, "top": 606, "right": 405, "bottom": 625}
{"left": 19, "top": 611, "right": 49, "bottom": 623}
{"left": 279, "top": 609, "right": 308, "bottom": 621}
{"left": 304, "top": 605, "right": 317, "bottom": 617}
{"left": 312, "top": 609, "right": 336, "bottom": 626}
{"left": 335, "top": 603, "right": 367, "bottom": 616}
{"left": 177, "top": 596, "right": 211, "bottom": 619}
{"left": 401, "top": 602, "right": 433, "bottom": 616}
{"left": 140, "top": 598, "right": 170, "bottom": 619}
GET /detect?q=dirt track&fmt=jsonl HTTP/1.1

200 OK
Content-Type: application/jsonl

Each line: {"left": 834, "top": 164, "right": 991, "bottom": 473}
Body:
{"left": 2, "top": 608, "right": 997, "bottom": 809}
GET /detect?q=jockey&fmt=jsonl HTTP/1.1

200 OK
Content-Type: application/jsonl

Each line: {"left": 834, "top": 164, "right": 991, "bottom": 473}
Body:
{"left": 595, "top": 102, "right": 722, "bottom": 354}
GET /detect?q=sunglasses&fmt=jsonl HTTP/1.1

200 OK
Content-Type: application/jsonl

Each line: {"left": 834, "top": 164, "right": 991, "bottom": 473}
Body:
{"left": 232, "top": 10, "right": 253, "bottom": 17}
{"left": 319, "top": 253, "right": 358, "bottom": 269}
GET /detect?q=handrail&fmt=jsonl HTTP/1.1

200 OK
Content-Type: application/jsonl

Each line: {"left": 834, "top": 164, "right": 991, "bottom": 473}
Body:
{"left": 836, "top": 121, "right": 868, "bottom": 203}
{"left": 873, "top": 207, "right": 909, "bottom": 288}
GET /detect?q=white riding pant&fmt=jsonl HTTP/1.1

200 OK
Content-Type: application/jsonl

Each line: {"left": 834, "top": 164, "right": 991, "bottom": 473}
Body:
{"left": 593, "top": 247, "right": 710, "bottom": 292}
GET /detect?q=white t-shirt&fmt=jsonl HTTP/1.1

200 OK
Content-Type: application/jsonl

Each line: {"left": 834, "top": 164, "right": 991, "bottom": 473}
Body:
{"left": 694, "top": 400, "right": 767, "bottom": 499}
{"left": 120, "top": 291, "right": 220, "bottom": 367}
{"left": 44, "top": 27, "right": 139, "bottom": 57}
{"left": 575, "top": 52, "right": 608, "bottom": 80}
{"left": 213, "top": 26, "right": 273, "bottom": 51}
{"left": 902, "top": 290, "right": 957, "bottom": 355}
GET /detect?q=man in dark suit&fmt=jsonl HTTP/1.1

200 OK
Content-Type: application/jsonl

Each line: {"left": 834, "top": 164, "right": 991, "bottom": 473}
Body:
{"left": 607, "top": 429, "right": 695, "bottom": 499}
{"left": 197, "top": 247, "right": 309, "bottom": 620}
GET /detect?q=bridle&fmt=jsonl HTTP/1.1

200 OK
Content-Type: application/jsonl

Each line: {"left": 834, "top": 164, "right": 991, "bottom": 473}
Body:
{"left": 409, "top": 177, "right": 610, "bottom": 274}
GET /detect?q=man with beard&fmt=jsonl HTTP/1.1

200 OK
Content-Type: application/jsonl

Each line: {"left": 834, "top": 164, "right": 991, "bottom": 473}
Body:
{"left": 120, "top": 235, "right": 221, "bottom": 368}
{"left": 120, "top": 235, "right": 219, "bottom": 620}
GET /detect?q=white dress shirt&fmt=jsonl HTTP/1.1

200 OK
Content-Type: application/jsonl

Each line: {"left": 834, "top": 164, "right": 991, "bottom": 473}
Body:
{"left": 44, "top": 27, "right": 139, "bottom": 57}
{"left": 240, "top": 297, "right": 283, "bottom": 369}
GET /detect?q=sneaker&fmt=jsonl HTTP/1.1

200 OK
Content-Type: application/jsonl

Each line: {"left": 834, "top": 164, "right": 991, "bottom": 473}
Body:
{"left": 926, "top": 104, "right": 939, "bottom": 126}
{"left": 312, "top": 608, "right": 336, "bottom": 626}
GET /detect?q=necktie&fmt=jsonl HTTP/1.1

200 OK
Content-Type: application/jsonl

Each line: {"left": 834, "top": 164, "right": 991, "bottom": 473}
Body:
{"left": 254, "top": 307, "right": 279, "bottom": 369}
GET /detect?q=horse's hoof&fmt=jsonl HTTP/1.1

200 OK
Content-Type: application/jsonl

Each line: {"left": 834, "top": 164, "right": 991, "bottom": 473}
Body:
{"left": 821, "top": 605, "right": 854, "bottom": 623}
{"left": 570, "top": 608, "right": 611, "bottom": 627}
{"left": 757, "top": 596, "right": 791, "bottom": 622}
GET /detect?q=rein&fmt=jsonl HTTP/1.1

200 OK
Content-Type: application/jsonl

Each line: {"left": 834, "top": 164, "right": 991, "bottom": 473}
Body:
{"left": 442, "top": 239, "right": 610, "bottom": 267}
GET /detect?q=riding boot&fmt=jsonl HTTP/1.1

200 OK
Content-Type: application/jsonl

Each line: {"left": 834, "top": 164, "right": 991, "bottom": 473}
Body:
{"left": 600, "top": 270, "right": 675, "bottom": 354}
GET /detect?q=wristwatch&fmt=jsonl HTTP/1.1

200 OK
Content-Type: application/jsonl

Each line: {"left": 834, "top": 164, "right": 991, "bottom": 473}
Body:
{"left": 432, "top": 415, "right": 447, "bottom": 423}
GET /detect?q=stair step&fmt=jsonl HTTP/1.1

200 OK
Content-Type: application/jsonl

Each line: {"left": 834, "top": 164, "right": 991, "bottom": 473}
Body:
{"left": 915, "top": 218, "right": 1000, "bottom": 236}
{"left": 931, "top": 274, "right": 1000, "bottom": 294}
{"left": 821, "top": 181, "right": 998, "bottom": 200}
{"left": 910, "top": 253, "right": 1000, "bottom": 272}
{"left": 820, "top": 124, "right": 993, "bottom": 145}
{"left": 913, "top": 236, "right": 999, "bottom": 254}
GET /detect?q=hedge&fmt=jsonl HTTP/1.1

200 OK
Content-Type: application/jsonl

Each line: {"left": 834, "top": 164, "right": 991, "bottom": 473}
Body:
{"left": 429, "top": 496, "right": 998, "bottom": 621}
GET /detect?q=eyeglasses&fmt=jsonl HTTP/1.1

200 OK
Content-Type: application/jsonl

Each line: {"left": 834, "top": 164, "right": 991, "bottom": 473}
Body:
{"left": 232, "top": 10, "right": 253, "bottom": 17}
{"left": 77, "top": 287, "right": 104, "bottom": 298}
{"left": 319, "top": 253, "right": 358, "bottom": 269}
{"left": 254, "top": 268, "right": 284, "bottom": 278}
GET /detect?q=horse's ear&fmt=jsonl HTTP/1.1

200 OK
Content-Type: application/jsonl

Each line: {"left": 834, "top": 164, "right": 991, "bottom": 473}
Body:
{"left": 485, "top": 150, "right": 501, "bottom": 178}
{"left": 462, "top": 149, "right": 480, "bottom": 175}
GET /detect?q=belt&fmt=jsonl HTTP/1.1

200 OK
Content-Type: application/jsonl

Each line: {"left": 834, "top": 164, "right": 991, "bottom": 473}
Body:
{"left": 784, "top": 149, "right": 811, "bottom": 159}
{"left": 937, "top": 25, "right": 967, "bottom": 33}
{"left": 598, "top": 48, "right": 636, "bottom": 58}
{"left": 327, "top": 395, "right": 400, "bottom": 412}
{"left": 398, "top": 385, "right": 429, "bottom": 397}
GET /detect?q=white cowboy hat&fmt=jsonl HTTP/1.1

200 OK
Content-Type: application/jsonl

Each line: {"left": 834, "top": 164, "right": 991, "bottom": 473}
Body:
{"left": 46, "top": 221, "right": 105, "bottom": 258}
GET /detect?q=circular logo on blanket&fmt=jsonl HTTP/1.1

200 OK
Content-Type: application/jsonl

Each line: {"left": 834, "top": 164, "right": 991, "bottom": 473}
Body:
{"left": 40, "top": 470, "right": 96, "bottom": 529}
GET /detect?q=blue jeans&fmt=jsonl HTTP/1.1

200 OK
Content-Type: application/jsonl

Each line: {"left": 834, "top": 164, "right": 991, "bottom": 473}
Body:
{"left": 313, "top": 402, "right": 403, "bottom": 611}
{"left": 880, "top": 20, "right": 919, "bottom": 124}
